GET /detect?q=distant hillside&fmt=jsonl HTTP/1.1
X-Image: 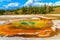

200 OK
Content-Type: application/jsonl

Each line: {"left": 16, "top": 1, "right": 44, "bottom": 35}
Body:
{"left": 0, "top": 5, "right": 60, "bottom": 15}
{"left": 54, "top": 7, "right": 60, "bottom": 14}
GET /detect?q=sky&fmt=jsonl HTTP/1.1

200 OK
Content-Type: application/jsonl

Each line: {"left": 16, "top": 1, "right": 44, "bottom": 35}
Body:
{"left": 0, "top": 0, "right": 60, "bottom": 9}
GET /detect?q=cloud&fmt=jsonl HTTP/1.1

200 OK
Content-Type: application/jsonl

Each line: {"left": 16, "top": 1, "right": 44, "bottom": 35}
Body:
{"left": 24, "top": 0, "right": 60, "bottom": 6}
{"left": 7, "top": 3, "right": 19, "bottom": 7}
{"left": 32, "top": 2, "right": 53, "bottom": 6}
{"left": 23, "top": 0, "right": 33, "bottom": 6}
{"left": 3, "top": 2, "right": 19, "bottom": 9}
{"left": 53, "top": 1, "right": 60, "bottom": 6}
{"left": 32, "top": 2, "right": 44, "bottom": 6}
{"left": 0, "top": 0, "right": 11, "bottom": 2}
{"left": 23, "top": 0, "right": 41, "bottom": 6}
{"left": 24, "top": 0, "right": 53, "bottom": 6}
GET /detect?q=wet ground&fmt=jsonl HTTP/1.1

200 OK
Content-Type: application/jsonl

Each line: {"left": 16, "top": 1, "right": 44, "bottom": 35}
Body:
{"left": 0, "top": 22, "right": 60, "bottom": 40}
{"left": 0, "top": 15, "right": 60, "bottom": 40}
{"left": 0, "top": 31, "right": 60, "bottom": 40}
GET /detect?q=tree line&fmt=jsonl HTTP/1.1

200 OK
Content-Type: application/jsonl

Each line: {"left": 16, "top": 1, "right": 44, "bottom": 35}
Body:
{"left": 0, "top": 5, "right": 54, "bottom": 15}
